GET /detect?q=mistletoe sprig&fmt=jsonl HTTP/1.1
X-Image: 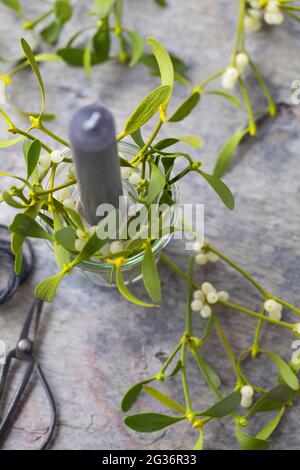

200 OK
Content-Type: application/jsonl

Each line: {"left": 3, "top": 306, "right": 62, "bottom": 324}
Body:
{"left": 122, "top": 248, "right": 300, "bottom": 450}
{"left": 191, "top": 0, "right": 300, "bottom": 178}
{"left": 0, "top": 0, "right": 186, "bottom": 82}
{"left": 0, "top": 37, "right": 233, "bottom": 304}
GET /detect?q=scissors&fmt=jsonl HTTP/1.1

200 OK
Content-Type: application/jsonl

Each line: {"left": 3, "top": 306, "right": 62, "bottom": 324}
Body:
{"left": 0, "top": 298, "right": 57, "bottom": 450}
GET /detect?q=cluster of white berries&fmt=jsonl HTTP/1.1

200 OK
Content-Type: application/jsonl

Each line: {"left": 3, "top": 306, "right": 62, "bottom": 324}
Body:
{"left": 57, "top": 187, "right": 76, "bottom": 210}
{"left": 190, "top": 282, "right": 229, "bottom": 318}
{"left": 121, "top": 167, "right": 142, "bottom": 186}
{"left": 244, "top": 1, "right": 284, "bottom": 31}
{"left": 263, "top": 299, "right": 283, "bottom": 321}
{"left": 193, "top": 242, "right": 219, "bottom": 265}
{"left": 244, "top": 1, "right": 263, "bottom": 31}
{"left": 221, "top": 52, "right": 249, "bottom": 90}
{"left": 74, "top": 226, "right": 96, "bottom": 252}
{"left": 264, "top": 1, "right": 284, "bottom": 25}
{"left": 109, "top": 240, "right": 124, "bottom": 254}
{"left": 240, "top": 385, "right": 254, "bottom": 408}
{"left": 38, "top": 149, "right": 67, "bottom": 169}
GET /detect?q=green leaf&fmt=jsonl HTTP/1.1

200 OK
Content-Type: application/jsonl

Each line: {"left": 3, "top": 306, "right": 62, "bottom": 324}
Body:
{"left": 24, "top": 139, "right": 41, "bottom": 179}
{"left": 143, "top": 386, "right": 185, "bottom": 414}
{"left": 14, "top": 247, "right": 23, "bottom": 275}
{"left": 263, "top": 351, "right": 299, "bottom": 391}
{"left": 154, "top": 0, "right": 167, "bottom": 6}
{"left": 198, "top": 391, "right": 240, "bottom": 418}
{"left": 197, "top": 169, "right": 235, "bottom": 210}
{"left": 40, "top": 22, "right": 62, "bottom": 44}
{"left": 142, "top": 241, "right": 161, "bottom": 303}
{"left": 21, "top": 38, "right": 45, "bottom": 118}
{"left": 247, "top": 384, "right": 297, "bottom": 417}
{"left": 205, "top": 90, "right": 241, "bottom": 108}
{"left": 167, "top": 360, "right": 182, "bottom": 377}
{"left": 116, "top": 264, "right": 157, "bottom": 308}
{"left": 236, "top": 423, "right": 271, "bottom": 450}
{"left": 126, "top": 30, "right": 144, "bottom": 67}
{"left": 256, "top": 407, "right": 285, "bottom": 440}
{"left": 93, "top": 20, "right": 111, "bottom": 62}
{"left": 0, "top": 0, "right": 21, "bottom": 12}
{"left": 93, "top": 0, "right": 116, "bottom": 19}
{"left": 55, "top": 0, "right": 73, "bottom": 24}
{"left": 123, "top": 85, "right": 170, "bottom": 135}
{"left": 168, "top": 91, "right": 200, "bottom": 122}
{"left": 154, "top": 135, "right": 202, "bottom": 150}
{"left": 124, "top": 413, "right": 184, "bottom": 433}
{"left": 121, "top": 379, "right": 153, "bottom": 412}
{"left": 34, "top": 272, "right": 64, "bottom": 302}
{"left": 55, "top": 226, "right": 76, "bottom": 251}
{"left": 213, "top": 128, "right": 248, "bottom": 178}
{"left": 57, "top": 47, "right": 103, "bottom": 66}
{"left": 53, "top": 212, "right": 70, "bottom": 269}
{"left": 194, "top": 353, "right": 221, "bottom": 390}
{"left": 130, "top": 129, "right": 145, "bottom": 148}
{"left": 146, "top": 162, "right": 165, "bottom": 204}
{"left": 147, "top": 37, "right": 174, "bottom": 101}
{"left": 0, "top": 136, "right": 23, "bottom": 148}
{"left": 83, "top": 40, "right": 92, "bottom": 77}
{"left": 9, "top": 214, "right": 53, "bottom": 240}
{"left": 1, "top": 191, "right": 24, "bottom": 208}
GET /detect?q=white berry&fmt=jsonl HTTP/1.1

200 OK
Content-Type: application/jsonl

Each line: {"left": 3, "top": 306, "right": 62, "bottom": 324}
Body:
{"left": 264, "top": 11, "right": 284, "bottom": 24}
{"left": 193, "top": 241, "right": 204, "bottom": 252}
{"left": 264, "top": 299, "right": 279, "bottom": 314}
{"left": 191, "top": 300, "right": 204, "bottom": 312}
{"left": 295, "top": 324, "right": 300, "bottom": 335}
{"left": 110, "top": 241, "right": 124, "bottom": 254}
{"left": 241, "top": 385, "right": 254, "bottom": 398}
{"left": 195, "top": 253, "right": 208, "bottom": 265}
{"left": 201, "top": 282, "right": 216, "bottom": 295}
{"left": 221, "top": 67, "right": 239, "bottom": 90}
{"left": 200, "top": 305, "right": 212, "bottom": 318}
{"left": 268, "top": 309, "right": 282, "bottom": 321}
{"left": 235, "top": 52, "right": 249, "bottom": 73}
{"left": 244, "top": 14, "right": 262, "bottom": 31}
{"left": 218, "top": 290, "right": 230, "bottom": 302}
{"left": 75, "top": 238, "right": 86, "bottom": 252}
{"left": 56, "top": 187, "right": 70, "bottom": 202}
{"left": 267, "top": 1, "right": 280, "bottom": 13}
{"left": 240, "top": 395, "right": 253, "bottom": 408}
{"left": 50, "top": 150, "right": 65, "bottom": 163}
{"left": 129, "top": 172, "right": 141, "bottom": 186}
{"left": 193, "top": 290, "right": 205, "bottom": 302}
{"left": 121, "top": 167, "right": 133, "bottom": 180}
{"left": 38, "top": 153, "right": 51, "bottom": 168}
{"left": 63, "top": 197, "right": 75, "bottom": 210}
{"left": 206, "top": 292, "right": 219, "bottom": 304}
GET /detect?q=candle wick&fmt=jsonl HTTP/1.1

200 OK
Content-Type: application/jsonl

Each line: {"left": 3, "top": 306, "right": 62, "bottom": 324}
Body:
{"left": 83, "top": 111, "right": 102, "bottom": 131}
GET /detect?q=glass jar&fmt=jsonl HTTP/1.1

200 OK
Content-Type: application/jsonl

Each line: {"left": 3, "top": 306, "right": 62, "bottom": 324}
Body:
{"left": 42, "top": 142, "right": 180, "bottom": 287}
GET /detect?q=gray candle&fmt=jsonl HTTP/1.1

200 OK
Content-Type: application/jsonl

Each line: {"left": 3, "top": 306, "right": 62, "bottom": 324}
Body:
{"left": 68, "top": 104, "right": 123, "bottom": 225}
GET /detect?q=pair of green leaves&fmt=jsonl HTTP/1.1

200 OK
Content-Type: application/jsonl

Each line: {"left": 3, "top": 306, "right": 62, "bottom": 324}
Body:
{"left": 120, "top": 36, "right": 174, "bottom": 136}
{"left": 41, "top": 0, "right": 73, "bottom": 44}
{"left": 58, "top": 18, "right": 110, "bottom": 74}
{"left": 124, "top": 390, "right": 241, "bottom": 433}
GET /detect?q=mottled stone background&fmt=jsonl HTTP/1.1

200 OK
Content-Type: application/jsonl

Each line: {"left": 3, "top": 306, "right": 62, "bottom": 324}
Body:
{"left": 0, "top": 0, "right": 300, "bottom": 450}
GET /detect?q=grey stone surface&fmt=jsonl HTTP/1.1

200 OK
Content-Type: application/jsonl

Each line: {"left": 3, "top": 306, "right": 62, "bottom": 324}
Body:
{"left": 0, "top": 0, "right": 300, "bottom": 450}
